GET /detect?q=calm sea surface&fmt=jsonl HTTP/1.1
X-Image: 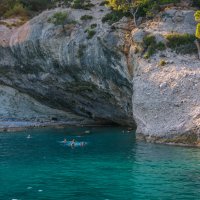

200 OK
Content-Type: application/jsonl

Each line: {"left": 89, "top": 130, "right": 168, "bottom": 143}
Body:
{"left": 0, "top": 127, "right": 200, "bottom": 200}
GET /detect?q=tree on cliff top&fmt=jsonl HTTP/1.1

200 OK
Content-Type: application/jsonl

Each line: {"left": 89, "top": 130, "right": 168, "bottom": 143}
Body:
{"left": 106, "top": 0, "right": 173, "bottom": 27}
{"left": 106, "top": 0, "right": 140, "bottom": 26}
{"left": 194, "top": 10, "right": 200, "bottom": 59}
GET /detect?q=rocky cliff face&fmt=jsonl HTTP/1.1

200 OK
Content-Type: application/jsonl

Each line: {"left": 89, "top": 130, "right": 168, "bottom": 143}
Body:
{"left": 0, "top": 3, "right": 135, "bottom": 127}
{"left": 132, "top": 9, "right": 200, "bottom": 145}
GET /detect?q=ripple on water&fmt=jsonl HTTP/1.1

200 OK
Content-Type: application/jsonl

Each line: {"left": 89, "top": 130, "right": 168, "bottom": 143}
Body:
{"left": 0, "top": 127, "right": 200, "bottom": 200}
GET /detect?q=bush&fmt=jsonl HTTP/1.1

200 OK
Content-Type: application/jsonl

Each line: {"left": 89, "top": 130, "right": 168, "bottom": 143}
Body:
{"left": 140, "top": 33, "right": 197, "bottom": 57}
{"left": 72, "top": 0, "right": 94, "bottom": 10}
{"left": 159, "top": 59, "right": 166, "bottom": 66}
{"left": 90, "top": 23, "right": 97, "bottom": 29}
{"left": 102, "top": 11, "right": 125, "bottom": 24}
{"left": 142, "top": 34, "right": 166, "bottom": 58}
{"left": 166, "top": 33, "right": 197, "bottom": 54}
{"left": 143, "top": 35, "right": 156, "bottom": 46}
{"left": 143, "top": 46, "right": 156, "bottom": 59}
{"left": 0, "top": 0, "right": 53, "bottom": 18}
{"left": 106, "top": 0, "right": 181, "bottom": 20}
{"left": 20, "top": 0, "right": 51, "bottom": 11}
{"left": 166, "top": 33, "right": 196, "bottom": 49}
{"left": 86, "top": 29, "right": 96, "bottom": 39}
{"left": 49, "top": 12, "right": 68, "bottom": 25}
{"left": 192, "top": 0, "right": 200, "bottom": 8}
{"left": 48, "top": 11, "right": 71, "bottom": 32}
{"left": 99, "top": 1, "right": 108, "bottom": 6}
{"left": 80, "top": 15, "right": 93, "bottom": 20}
{"left": 157, "top": 42, "right": 166, "bottom": 51}
{"left": 4, "top": 3, "right": 28, "bottom": 18}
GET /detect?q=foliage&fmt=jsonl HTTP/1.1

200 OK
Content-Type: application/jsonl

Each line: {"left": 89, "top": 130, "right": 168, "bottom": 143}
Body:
{"left": 85, "top": 22, "right": 97, "bottom": 39}
{"left": 194, "top": 10, "right": 200, "bottom": 22}
{"left": 140, "top": 33, "right": 197, "bottom": 58}
{"left": 194, "top": 11, "right": 200, "bottom": 39}
{"left": 49, "top": 12, "right": 69, "bottom": 30}
{"left": 142, "top": 35, "right": 166, "bottom": 58}
{"left": 196, "top": 23, "right": 200, "bottom": 39}
{"left": 0, "top": 0, "right": 53, "bottom": 18}
{"left": 100, "top": 1, "right": 109, "bottom": 6}
{"left": 143, "top": 35, "right": 156, "bottom": 46}
{"left": 166, "top": 33, "right": 196, "bottom": 49}
{"left": 156, "top": 42, "right": 166, "bottom": 51}
{"left": 0, "top": 0, "right": 76, "bottom": 18}
{"left": 102, "top": 10, "right": 125, "bottom": 24}
{"left": 106, "top": 0, "right": 180, "bottom": 19}
{"left": 90, "top": 23, "right": 97, "bottom": 28}
{"left": 106, "top": 0, "right": 132, "bottom": 11}
{"left": 159, "top": 59, "right": 166, "bottom": 66}
{"left": 72, "top": 0, "right": 95, "bottom": 10}
{"left": 166, "top": 33, "right": 197, "bottom": 54}
{"left": 80, "top": 15, "right": 93, "bottom": 20}
{"left": 87, "top": 29, "right": 96, "bottom": 39}
{"left": 192, "top": 0, "right": 200, "bottom": 8}
{"left": 4, "top": 3, "right": 28, "bottom": 18}
{"left": 0, "top": 0, "right": 182, "bottom": 20}
{"left": 20, "top": 0, "right": 51, "bottom": 11}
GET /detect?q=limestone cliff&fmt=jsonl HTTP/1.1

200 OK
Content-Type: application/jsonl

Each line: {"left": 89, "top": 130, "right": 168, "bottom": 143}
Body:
{"left": 132, "top": 8, "right": 200, "bottom": 145}
{"left": 0, "top": 3, "right": 134, "bottom": 127}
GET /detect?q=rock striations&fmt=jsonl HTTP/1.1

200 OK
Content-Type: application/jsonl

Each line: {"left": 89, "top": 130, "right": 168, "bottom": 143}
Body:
{"left": 0, "top": 4, "right": 134, "bottom": 128}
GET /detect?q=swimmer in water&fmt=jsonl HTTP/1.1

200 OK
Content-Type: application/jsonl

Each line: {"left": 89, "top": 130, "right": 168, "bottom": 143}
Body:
{"left": 27, "top": 135, "right": 31, "bottom": 139}
{"left": 63, "top": 138, "right": 67, "bottom": 144}
{"left": 71, "top": 139, "right": 76, "bottom": 147}
{"left": 81, "top": 142, "right": 85, "bottom": 146}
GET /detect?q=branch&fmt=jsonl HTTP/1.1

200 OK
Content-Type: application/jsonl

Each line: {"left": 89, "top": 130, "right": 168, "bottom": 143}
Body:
{"left": 133, "top": 6, "right": 139, "bottom": 27}
{"left": 125, "top": 0, "right": 139, "bottom": 27}
{"left": 195, "top": 39, "right": 200, "bottom": 59}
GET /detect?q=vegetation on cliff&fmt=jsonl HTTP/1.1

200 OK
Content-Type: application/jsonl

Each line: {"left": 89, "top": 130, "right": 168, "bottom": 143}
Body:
{"left": 105, "top": 0, "right": 200, "bottom": 25}
{"left": 0, "top": 0, "right": 95, "bottom": 19}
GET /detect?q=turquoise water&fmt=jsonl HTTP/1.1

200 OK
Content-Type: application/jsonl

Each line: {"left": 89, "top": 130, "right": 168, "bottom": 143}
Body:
{"left": 1, "top": 127, "right": 200, "bottom": 200}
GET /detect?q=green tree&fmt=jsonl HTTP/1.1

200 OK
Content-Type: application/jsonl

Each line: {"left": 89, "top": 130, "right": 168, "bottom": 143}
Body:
{"left": 106, "top": 0, "right": 160, "bottom": 26}
{"left": 194, "top": 10, "right": 200, "bottom": 59}
{"left": 107, "top": 0, "right": 139, "bottom": 26}
{"left": 106, "top": 0, "right": 181, "bottom": 26}
{"left": 20, "top": 0, "right": 51, "bottom": 11}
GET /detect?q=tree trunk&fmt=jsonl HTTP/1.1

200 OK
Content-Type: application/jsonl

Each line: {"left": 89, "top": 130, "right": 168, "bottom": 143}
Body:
{"left": 133, "top": 7, "right": 139, "bottom": 27}
{"left": 195, "top": 39, "right": 200, "bottom": 59}
{"left": 125, "top": 0, "right": 138, "bottom": 27}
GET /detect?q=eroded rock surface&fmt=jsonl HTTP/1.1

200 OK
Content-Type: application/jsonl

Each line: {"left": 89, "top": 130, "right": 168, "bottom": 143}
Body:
{"left": 0, "top": 5, "right": 134, "bottom": 126}
{"left": 132, "top": 8, "right": 200, "bottom": 145}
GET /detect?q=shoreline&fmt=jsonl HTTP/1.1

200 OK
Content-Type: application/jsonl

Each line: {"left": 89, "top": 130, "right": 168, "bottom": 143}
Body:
{"left": 136, "top": 133, "right": 200, "bottom": 148}
{"left": 2, "top": 121, "right": 199, "bottom": 148}
{"left": 0, "top": 120, "right": 124, "bottom": 133}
